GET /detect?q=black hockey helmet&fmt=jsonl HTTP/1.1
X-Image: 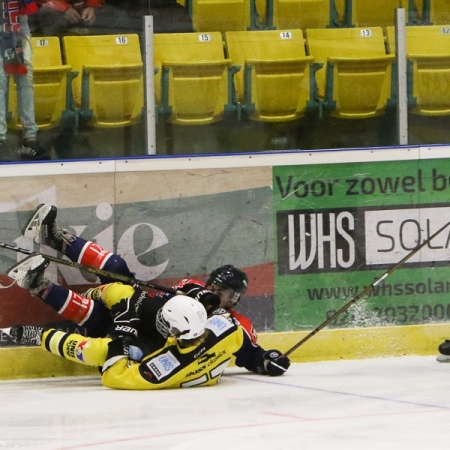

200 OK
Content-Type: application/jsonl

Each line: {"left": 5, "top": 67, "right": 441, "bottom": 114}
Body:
{"left": 206, "top": 265, "right": 248, "bottom": 296}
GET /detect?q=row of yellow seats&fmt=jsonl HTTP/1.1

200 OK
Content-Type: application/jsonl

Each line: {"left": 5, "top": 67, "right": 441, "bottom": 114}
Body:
{"left": 187, "top": 0, "right": 450, "bottom": 34}
{"left": 10, "top": 27, "right": 450, "bottom": 133}
{"left": 8, "top": 34, "right": 144, "bottom": 132}
{"left": 155, "top": 25, "right": 450, "bottom": 125}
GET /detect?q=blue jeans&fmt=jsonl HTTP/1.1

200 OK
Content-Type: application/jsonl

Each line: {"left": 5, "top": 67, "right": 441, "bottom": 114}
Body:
{"left": 0, "top": 15, "right": 38, "bottom": 141}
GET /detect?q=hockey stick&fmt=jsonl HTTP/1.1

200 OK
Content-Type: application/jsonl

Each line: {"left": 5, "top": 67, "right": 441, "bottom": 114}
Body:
{"left": 0, "top": 242, "right": 176, "bottom": 294}
{"left": 284, "top": 220, "right": 450, "bottom": 357}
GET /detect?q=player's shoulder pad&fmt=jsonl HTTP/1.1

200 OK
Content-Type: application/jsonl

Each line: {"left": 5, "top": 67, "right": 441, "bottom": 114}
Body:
{"left": 210, "top": 308, "right": 238, "bottom": 323}
{"left": 206, "top": 312, "right": 236, "bottom": 336}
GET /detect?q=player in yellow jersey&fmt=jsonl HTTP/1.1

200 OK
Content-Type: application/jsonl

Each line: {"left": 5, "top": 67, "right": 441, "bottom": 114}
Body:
{"left": 3, "top": 295, "right": 244, "bottom": 390}
{"left": 6, "top": 203, "right": 290, "bottom": 377}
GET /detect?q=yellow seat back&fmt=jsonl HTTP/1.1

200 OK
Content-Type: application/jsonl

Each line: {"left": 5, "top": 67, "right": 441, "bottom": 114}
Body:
{"left": 62, "top": 34, "right": 144, "bottom": 128}
{"left": 345, "top": 0, "right": 407, "bottom": 27}
{"left": 306, "top": 27, "right": 394, "bottom": 118}
{"left": 8, "top": 36, "right": 73, "bottom": 131}
{"left": 426, "top": 0, "right": 450, "bottom": 24}
{"left": 192, "top": 0, "right": 252, "bottom": 32}
{"left": 225, "top": 29, "right": 316, "bottom": 121}
{"left": 387, "top": 25, "right": 450, "bottom": 115}
{"left": 154, "top": 32, "right": 233, "bottom": 125}
{"left": 386, "top": 24, "right": 450, "bottom": 54}
{"left": 272, "top": 0, "right": 337, "bottom": 30}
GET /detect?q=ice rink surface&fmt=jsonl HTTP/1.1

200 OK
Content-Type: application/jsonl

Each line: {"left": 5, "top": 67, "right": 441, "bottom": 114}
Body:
{"left": 1, "top": 355, "right": 449, "bottom": 450}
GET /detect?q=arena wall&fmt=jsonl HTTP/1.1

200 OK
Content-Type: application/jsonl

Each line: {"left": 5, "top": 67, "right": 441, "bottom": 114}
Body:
{"left": 0, "top": 144, "right": 449, "bottom": 378}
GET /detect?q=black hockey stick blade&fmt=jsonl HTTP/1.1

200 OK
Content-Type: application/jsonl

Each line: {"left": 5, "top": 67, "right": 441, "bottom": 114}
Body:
{"left": 284, "top": 220, "right": 450, "bottom": 357}
{"left": 0, "top": 241, "right": 176, "bottom": 294}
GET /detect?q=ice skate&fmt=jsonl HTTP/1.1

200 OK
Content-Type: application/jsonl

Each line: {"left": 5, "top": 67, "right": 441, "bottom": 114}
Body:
{"left": 7, "top": 255, "right": 50, "bottom": 295}
{"left": 21, "top": 203, "right": 73, "bottom": 251}
{"left": 1, "top": 325, "right": 44, "bottom": 345}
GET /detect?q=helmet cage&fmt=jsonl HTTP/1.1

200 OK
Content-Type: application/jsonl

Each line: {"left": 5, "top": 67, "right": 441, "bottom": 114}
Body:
{"left": 156, "top": 308, "right": 192, "bottom": 339}
{"left": 156, "top": 308, "right": 170, "bottom": 338}
{"left": 156, "top": 295, "right": 207, "bottom": 341}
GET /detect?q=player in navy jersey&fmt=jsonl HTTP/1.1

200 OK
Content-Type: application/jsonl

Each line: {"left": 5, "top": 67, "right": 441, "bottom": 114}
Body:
{"left": 8, "top": 203, "right": 290, "bottom": 376}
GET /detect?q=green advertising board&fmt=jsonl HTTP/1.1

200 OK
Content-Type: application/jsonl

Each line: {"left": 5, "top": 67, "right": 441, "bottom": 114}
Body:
{"left": 273, "top": 159, "right": 450, "bottom": 331}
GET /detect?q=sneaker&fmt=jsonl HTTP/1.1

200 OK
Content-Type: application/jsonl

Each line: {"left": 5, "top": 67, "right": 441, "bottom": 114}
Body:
{"left": 15, "top": 140, "right": 50, "bottom": 161}
{"left": 21, "top": 203, "right": 74, "bottom": 251}
{"left": 2, "top": 325, "right": 44, "bottom": 345}
{"left": 7, "top": 254, "right": 50, "bottom": 295}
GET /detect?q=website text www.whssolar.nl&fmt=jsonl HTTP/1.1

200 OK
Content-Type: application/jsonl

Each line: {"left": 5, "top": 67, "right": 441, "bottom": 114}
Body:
{"left": 305, "top": 279, "right": 450, "bottom": 326}
{"left": 306, "top": 278, "right": 450, "bottom": 300}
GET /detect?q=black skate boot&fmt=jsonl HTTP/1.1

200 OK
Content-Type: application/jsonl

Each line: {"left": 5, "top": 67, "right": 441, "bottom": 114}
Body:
{"left": 7, "top": 255, "right": 50, "bottom": 295}
{"left": 21, "top": 203, "right": 74, "bottom": 251}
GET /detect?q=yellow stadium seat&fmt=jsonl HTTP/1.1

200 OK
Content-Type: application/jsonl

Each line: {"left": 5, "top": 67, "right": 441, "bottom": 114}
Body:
{"left": 225, "top": 29, "right": 320, "bottom": 121}
{"left": 8, "top": 36, "right": 76, "bottom": 131}
{"left": 189, "top": 0, "right": 258, "bottom": 32}
{"left": 62, "top": 34, "right": 144, "bottom": 128}
{"left": 420, "top": 0, "right": 450, "bottom": 24}
{"left": 154, "top": 32, "right": 237, "bottom": 125}
{"left": 344, "top": 0, "right": 417, "bottom": 27}
{"left": 306, "top": 27, "right": 395, "bottom": 118}
{"left": 267, "top": 0, "right": 340, "bottom": 30}
{"left": 387, "top": 25, "right": 450, "bottom": 115}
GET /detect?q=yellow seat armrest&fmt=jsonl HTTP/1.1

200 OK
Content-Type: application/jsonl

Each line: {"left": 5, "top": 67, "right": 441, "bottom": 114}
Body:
{"left": 327, "top": 55, "right": 395, "bottom": 63}
{"left": 245, "top": 56, "right": 314, "bottom": 65}
{"left": 162, "top": 59, "right": 232, "bottom": 68}
{"left": 407, "top": 54, "right": 450, "bottom": 61}
{"left": 83, "top": 63, "right": 143, "bottom": 70}
{"left": 33, "top": 65, "right": 72, "bottom": 74}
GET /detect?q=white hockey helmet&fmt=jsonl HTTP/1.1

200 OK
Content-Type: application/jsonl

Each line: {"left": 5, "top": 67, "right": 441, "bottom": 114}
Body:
{"left": 156, "top": 295, "right": 207, "bottom": 340}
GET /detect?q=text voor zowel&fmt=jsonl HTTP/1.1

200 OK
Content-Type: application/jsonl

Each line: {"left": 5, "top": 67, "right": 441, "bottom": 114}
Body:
{"left": 276, "top": 169, "right": 450, "bottom": 198}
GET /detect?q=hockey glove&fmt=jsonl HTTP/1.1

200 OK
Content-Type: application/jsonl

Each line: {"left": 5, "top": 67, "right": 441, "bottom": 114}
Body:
{"left": 195, "top": 290, "right": 220, "bottom": 313}
{"left": 259, "top": 349, "right": 290, "bottom": 376}
{"left": 102, "top": 336, "right": 144, "bottom": 372}
{"left": 176, "top": 283, "right": 220, "bottom": 313}
{"left": 110, "top": 297, "right": 140, "bottom": 338}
